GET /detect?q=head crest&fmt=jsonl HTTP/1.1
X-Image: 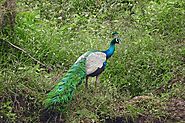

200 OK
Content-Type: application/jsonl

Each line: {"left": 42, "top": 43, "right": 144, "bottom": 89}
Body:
{"left": 112, "top": 32, "right": 119, "bottom": 38}
{"left": 112, "top": 32, "right": 119, "bottom": 36}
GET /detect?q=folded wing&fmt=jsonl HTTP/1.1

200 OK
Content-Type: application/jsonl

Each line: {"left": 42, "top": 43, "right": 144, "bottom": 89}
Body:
{"left": 86, "top": 52, "right": 106, "bottom": 75}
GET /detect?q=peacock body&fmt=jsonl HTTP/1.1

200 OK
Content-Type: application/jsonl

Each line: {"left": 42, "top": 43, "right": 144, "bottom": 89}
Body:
{"left": 44, "top": 32, "right": 121, "bottom": 110}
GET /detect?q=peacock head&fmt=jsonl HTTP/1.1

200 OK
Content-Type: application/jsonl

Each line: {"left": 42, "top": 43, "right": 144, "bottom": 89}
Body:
{"left": 111, "top": 32, "right": 121, "bottom": 45}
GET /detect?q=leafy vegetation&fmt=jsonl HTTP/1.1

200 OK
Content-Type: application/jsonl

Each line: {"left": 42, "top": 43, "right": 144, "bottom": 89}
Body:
{"left": 0, "top": 0, "right": 185, "bottom": 122}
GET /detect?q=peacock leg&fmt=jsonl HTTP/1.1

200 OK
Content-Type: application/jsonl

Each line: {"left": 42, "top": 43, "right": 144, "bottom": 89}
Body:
{"left": 85, "top": 76, "right": 88, "bottom": 89}
{"left": 95, "top": 75, "right": 100, "bottom": 88}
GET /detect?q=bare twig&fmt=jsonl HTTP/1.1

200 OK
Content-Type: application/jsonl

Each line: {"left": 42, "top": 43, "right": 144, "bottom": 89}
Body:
{"left": 1, "top": 39, "right": 52, "bottom": 71}
{"left": 154, "top": 76, "right": 185, "bottom": 94}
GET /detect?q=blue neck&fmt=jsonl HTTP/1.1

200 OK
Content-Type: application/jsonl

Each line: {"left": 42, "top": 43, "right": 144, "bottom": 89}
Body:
{"left": 103, "top": 43, "right": 115, "bottom": 59}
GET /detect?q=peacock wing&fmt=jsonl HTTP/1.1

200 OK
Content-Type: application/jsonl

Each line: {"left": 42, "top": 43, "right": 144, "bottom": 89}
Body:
{"left": 75, "top": 51, "right": 92, "bottom": 64}
{"left": 86, "top": 52, "right": 106, "bottom": 75}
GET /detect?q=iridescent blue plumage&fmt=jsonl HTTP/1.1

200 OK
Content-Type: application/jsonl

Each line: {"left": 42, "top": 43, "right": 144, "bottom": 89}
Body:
{"left": 103, "top": 42, "right": 116, "bottom": 59}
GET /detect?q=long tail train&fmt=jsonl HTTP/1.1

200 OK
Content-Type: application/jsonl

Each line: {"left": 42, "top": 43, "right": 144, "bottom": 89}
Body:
{"left": 44, "top": 58, "right": 86, "bottom": 109}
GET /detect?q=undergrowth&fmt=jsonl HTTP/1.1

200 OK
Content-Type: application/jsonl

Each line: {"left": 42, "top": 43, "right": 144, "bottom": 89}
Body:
{"left": 0, "top": 0, "right": 185, "bottom": 122}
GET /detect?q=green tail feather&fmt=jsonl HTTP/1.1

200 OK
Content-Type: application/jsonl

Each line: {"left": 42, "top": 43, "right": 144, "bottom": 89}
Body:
{"left": 44, "top": 59, "right": 86, "bottom": 109}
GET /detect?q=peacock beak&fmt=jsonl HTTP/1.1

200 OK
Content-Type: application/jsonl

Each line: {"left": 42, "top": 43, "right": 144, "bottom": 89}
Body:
{"left": 118, "top": 38, "right": 122, "bottom": 45}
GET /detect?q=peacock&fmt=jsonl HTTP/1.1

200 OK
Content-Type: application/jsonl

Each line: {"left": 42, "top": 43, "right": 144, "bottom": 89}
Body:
{"left": 44, "top": 32, "right": 121, "bottom": 110}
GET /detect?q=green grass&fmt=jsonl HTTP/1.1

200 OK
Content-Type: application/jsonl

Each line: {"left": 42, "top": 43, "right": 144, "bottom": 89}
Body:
{"left": 0, "top": 0, "right": 185, "bottom": 122}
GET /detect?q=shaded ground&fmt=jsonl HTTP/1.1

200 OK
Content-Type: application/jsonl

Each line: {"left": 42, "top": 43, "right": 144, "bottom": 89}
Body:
{"left": 39, "top": 97, "right": 185, "bottom": 123}
{"left": 104, "top": 97, "right": 185, "bottom": 123}
{"left": 167, "top": 98, "right": 185, "bottom": 121}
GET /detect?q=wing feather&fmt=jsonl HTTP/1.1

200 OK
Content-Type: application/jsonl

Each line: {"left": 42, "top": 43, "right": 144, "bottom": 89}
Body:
{"left": 86, "top": 52, "right": 106, "bottom": 75}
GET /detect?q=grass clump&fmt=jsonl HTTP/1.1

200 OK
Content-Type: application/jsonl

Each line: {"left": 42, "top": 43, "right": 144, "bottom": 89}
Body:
{"left": 0, "top": 0, "right": 185, "bottom": 122}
